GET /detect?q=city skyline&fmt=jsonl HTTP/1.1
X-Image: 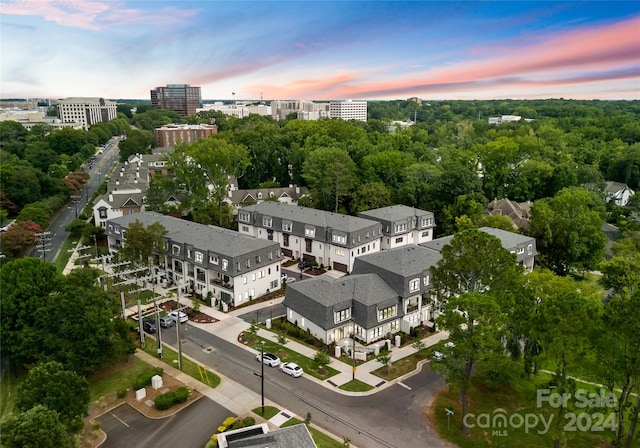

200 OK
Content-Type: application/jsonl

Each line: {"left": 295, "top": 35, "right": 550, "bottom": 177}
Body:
{"left": 1, "top": 0, "right": 639, "bottom": 101}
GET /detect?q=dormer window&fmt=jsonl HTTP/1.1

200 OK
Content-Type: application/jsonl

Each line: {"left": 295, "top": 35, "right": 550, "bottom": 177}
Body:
{"left": 263, "top": 216, "right": 272, "bottom": 227}
{"left": 238, "top": 212, "right": 250, "bottom": 223}
{"left": 305, "top": 226, "right": 315, "bottom": 238}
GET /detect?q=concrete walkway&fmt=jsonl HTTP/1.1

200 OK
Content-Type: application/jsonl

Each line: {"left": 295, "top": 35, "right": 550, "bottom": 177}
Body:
{"left": 66, "top": 256, "right": 450, "bottom": 393}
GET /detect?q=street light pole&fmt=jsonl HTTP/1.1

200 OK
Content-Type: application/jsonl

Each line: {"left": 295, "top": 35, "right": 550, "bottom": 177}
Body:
{"left": 260, "top": 341, "right": 265, "bottom": 415}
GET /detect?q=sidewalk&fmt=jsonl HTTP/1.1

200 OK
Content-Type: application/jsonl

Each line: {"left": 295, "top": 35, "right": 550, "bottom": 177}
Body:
{"left": 65, "top": 256, "right": 450, "bottom": 393}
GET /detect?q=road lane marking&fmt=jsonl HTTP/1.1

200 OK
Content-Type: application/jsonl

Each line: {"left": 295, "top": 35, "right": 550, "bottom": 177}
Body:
{"left": 110, "top": 412, "right": 130, "bottom": 427}
{"left": 398, "top": 382, "right": 412, "bottom": 390}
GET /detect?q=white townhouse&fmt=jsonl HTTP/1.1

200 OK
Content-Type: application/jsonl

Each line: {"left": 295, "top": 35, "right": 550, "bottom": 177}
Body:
{"left": 282, "top": 227, "right": 538, "bottom": 345}
{"left": 237, "top": 202, "right": 382, "bottom": 273}
{"left": 421, "top": 226, "right": 537, "bottom": 272}
{"left": 358, "top": 205, "right": 435, "bottom": 250}
{"left": 106, "top": 212, "right": 283, "bottom": 307}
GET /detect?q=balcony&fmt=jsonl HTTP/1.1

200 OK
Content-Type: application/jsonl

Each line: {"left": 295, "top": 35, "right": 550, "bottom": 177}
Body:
{"left": 406, "top": 304, "right": 419, "bottom": 314}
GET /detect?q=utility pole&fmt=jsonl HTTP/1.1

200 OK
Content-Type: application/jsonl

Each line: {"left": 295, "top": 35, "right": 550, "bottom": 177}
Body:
{"left": 35, "top": 231, "right": 52, "bottom": 261}
{"left": 261, "top": 341, "right": 265, "bottom": 415}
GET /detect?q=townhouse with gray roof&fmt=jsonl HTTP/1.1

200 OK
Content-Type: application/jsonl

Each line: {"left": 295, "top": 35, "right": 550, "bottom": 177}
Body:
{"left": 421, "top": 226, "right": 537, "bottom": 272}
{"left": 106, "top": 211, "right": 283, "bottom": 307}
{"left": 282, "top": 227, "right": 537, "bottom": 344}
{"left": 358, "top": 204, "right": 435, "bottom": 249}
{"left": 237, "top": 202, "right": 382, "bottom": 273}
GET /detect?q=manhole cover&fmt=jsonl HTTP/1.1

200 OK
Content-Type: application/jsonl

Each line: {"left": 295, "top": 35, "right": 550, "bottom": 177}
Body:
{"left": 203, "top": 347, "right": 214, "bottom": 353}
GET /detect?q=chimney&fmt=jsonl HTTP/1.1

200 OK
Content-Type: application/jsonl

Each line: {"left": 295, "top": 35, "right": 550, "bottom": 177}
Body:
{"left": 228, "top": 189, "right": 232, "bottom": 198}
{"left": 116, "top": 179, "right": 119, "bottom": 186}
{"left": 108, "top": 192, "right": 113, "bottom": 202}
{"left": 296, "top": 186, "right": 300, "bottom": 194}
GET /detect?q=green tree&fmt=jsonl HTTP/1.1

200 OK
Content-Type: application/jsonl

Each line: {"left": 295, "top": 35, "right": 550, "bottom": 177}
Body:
{"left": 433, "top": 292, "right": 506, "bottom": 436}
{"left": 0, "top": 405, "right": 75, "bottom": 448}
{"left": 0, "top": 258, "right": 58, "bottom": 365}
{"left": 313, "top": 351, "right": 331, "bottom": 370}
{"left": 302, "top": 146, "right": 356, "bottom": 212}
{"left": 430, "top": 228, "right": 523, "bottom": 310}
{"left": 115, "top": 219, "right": 167, "bottom": 268}
{"left": 16, "top": 201, "right": 51, "bottom": 228}
{"left": 593, "top": 291, "right": 640, "bottom": 447}
{"left": 16, "top": 361, "right": 89, "bottom": 431}
{"left": 528, "top": 187, "right": 607, "bottom": 275}
{"left": 350, "top": 182, "right": 392, "bottom": 213}
{"left": 376, "top": 352, "right": 392, "bottom": 376}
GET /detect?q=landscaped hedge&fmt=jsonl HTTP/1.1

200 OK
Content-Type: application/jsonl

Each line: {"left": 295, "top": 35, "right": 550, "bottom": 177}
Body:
{"left": 133, "top": 367, "right": 163, "bottom": 390}
{"left": 154, "top": 386, "right": 190, "bottom": 410}
{"left": 155, "top": 391, "right": 176, "bottom": 410}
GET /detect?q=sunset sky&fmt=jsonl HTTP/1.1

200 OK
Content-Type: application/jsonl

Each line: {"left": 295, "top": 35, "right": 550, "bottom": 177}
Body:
{"left": 1, "top": 0, "right": 639, "bottom": 101}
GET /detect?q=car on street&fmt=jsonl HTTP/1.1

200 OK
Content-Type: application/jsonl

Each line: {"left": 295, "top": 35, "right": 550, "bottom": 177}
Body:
{"left": 432, "top": 351, "right": 445, "bottom": 361}
{"left": 143, "top": 320, "right": 157, "bottom": 333}
{"left": 283, "top": 276, "right": 296, "bottom": 283}
{"left": 256, "top": 353, "right": 280, "bottom": 367}
{"left": 279, "top": 362, "right": 303, "bottom": 377}
{"left": 170, "top": 311, "right": 188, "bottom": 323}
{"left": 159, "top": 315, "right": 174, "bottom": 328}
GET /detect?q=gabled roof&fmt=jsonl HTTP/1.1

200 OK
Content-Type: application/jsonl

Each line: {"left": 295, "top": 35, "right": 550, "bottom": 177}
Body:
{"left": 421, "top": 227, "right": 535, "bottom": 253}
{"left": 96, "top": 192, "right": 145, "bottom": 209}
{"left": 108, "top": 211, "right": 279, "bottom": 257}
{"left": 242, "top": 202, "right": 379, "bottom": 233}
{"left": 227, "top": 186, "right": 308, "bottom": 205}
{"left": 352, "top": 244, "right": 441, "bottom": 297}
{"left": 605, "top": 181, "right": 633, "bottom": 194}
{"left": 359, "top": 204, "right": 434, "bottom": 222}
{"left": 283, "top": 274, "right": 399, "bottom": 330}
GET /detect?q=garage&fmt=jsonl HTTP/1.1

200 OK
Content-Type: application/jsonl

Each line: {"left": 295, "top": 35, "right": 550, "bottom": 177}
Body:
{"left": 333, "top": 262, "right": 348, "bottom": 273}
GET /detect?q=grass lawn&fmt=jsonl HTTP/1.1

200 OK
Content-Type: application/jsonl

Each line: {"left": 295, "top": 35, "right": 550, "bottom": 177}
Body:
{"left": 87, "top": 356, "right": 150, "bottom": 402}
{"left": 248, "top": 335, "right": 340, "bottom": 381}
{"left": 252, "top": 405, "right": 280, "bottom": 420}
{"left": 53, "top": 235, "right": 77, "bottom": 272}
{"left": 0, "top": 365, "right": 27, "bottom": 419}
{"left": 371, "top": 349, "right": 431, "bottom": 380}
{"left": 141, "top": 338, "right": 221, "bottom": 388}
{"left": 339, "top": 379, "right": 374, "bottom": 392}
{"left": 432, "top": 374, "right": 620, "bottom": 448}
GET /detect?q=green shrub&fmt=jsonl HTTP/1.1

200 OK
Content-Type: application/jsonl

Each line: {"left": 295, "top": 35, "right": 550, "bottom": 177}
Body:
{"left": 174, "top": 386, "right": 189, "bottom": 403}
{"left": 133, "top": 367, "right": 163, "bottom": 390}
{"left": 155, "top": 391, "right": 176, "bottom": 410}
{"left": 242, "top": 416, "right": 255, "bottom": 427}
{"left": 117, "top": 389, "right": 127, "bottom": 398}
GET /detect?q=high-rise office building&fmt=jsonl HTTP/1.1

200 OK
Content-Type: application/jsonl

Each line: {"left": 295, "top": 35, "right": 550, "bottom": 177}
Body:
{"left": 150, "top": 84, "right": 202, "bottom": 116}
{"left": 329, "top": 99, "right": 367, "bottom": 122}
{"left": 57, "top": 97, "right": 118, "bottom": 130}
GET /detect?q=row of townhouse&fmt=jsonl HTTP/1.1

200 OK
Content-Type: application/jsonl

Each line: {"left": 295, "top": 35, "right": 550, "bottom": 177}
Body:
{"left": 237, "top": 202, "right": 436, "bottom": 273}
{"left": 106, "top": 212, "right": 283, "bottom": 307}
{"left": 283, "top": 227, "right": 537, "bottom": 346}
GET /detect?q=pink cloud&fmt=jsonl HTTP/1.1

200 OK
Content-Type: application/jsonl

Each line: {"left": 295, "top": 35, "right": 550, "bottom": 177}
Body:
{"left": 289, "top": 16, "right": 640, "bottom": 99}
{"left": 1, "top": 0, "right": 198, "bottom": 30}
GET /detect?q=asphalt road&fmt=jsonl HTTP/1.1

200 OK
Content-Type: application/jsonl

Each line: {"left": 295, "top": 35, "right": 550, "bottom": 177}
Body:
{"left": 156, "top": 322, "right": 450, "bottom": 448}
{"left": 30, "top": 137, "right": 120, "bottom": 261}
{"left": 98, "top": 395, "right": 229, "bottom": 448}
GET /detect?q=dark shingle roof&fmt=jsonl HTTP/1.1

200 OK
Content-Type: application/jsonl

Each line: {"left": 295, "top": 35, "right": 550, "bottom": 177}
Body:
{"left": 109, "top": 211, "right": 279, "bottom": 256}
{"left": 283, "top": 274, "right": 399, "bottom": 330}
{"left": 242, "top": 202, "right": 379, "bottom": 233}
{"left": 359, "top": 204, "right": 434, "bottom": 221}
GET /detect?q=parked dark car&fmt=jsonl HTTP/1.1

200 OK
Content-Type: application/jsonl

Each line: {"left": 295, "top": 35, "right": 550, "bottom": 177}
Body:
{"left": 143, "top": 320, "right": 157, "bottom": 333}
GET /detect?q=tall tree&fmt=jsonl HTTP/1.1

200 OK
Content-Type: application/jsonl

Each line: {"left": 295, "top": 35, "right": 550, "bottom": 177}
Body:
{"left": 115, "top": 219, "right": 167, "bottom": 268}
{"left": 302, "top": 146, "right": 356, "bottom": 212}
{"left": 593, "top": 291, "right": 640, "bottom": 448}
{"left": 430, "top": 228, "right": 523, "bottom": 311}
{"left": 0, "top": 405, "right": 75, "bottom": 448}
{"left": 433, "top": 292, "right": 506, "bottom": 436}
{"left": 528, "top": 186, "right": 607, "bottom": 275}
{"left": 16, "top": 361, "right": 89, "bottom": 431}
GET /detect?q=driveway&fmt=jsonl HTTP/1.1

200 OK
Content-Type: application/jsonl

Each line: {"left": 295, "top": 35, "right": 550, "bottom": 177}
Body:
{"left": 98, "top": 396, "right": 229, "bottom": 448}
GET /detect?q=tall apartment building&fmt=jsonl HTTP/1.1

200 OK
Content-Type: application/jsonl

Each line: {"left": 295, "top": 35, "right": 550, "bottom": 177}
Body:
{"left": 57, "top": 97, "right": 118, "bottom": 130}
{"left": 154, "top": 123, "right": 218, "bottom": 147}
{"left": 329, "top": 100, "right": 367, "bottom": 122}
{"left": 150, "top": 84, "right": 201, "bottom": 116}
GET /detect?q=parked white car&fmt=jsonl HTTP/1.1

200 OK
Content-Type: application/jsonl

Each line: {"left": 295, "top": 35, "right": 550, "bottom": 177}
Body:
{"left": 279, "top": 362, "right": 304, "bottom": 377}
{"left": 433, "top": 351, "right": 445, "bottom": 361}
{"left": 256, "top": 353, "right": 281, "bottom": 367}
{"left": 169, "top": 311, "right": 188, "bottom": 323}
